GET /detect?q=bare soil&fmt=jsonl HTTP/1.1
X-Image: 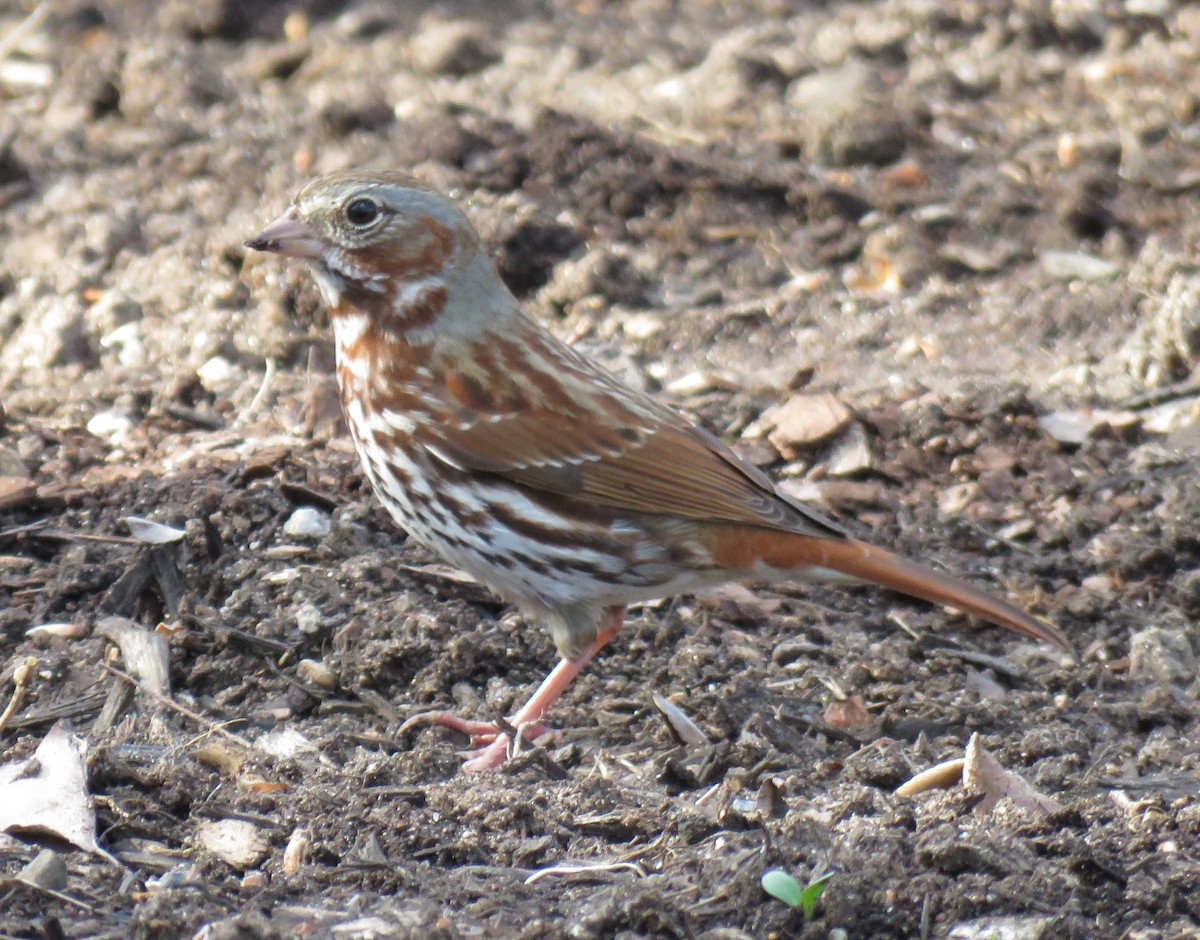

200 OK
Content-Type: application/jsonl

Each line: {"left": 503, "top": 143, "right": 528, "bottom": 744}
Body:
{"left": 2, "top": 1, "right": 1200, "bottom": 937}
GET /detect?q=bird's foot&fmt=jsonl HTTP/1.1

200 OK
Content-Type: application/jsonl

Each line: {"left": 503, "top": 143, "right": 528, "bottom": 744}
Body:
{"left": 400, "top": 710, "right": 553, "bottom": 771}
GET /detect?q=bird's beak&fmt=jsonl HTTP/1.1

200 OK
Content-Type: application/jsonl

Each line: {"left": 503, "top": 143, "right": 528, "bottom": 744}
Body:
{"left": 245, "top": 209, "right": 325, "bottom": 259}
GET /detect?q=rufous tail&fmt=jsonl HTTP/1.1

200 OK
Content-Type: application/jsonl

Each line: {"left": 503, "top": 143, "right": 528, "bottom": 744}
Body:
{"left": 706, "top": 527, "right": 1069, "bottom": 649}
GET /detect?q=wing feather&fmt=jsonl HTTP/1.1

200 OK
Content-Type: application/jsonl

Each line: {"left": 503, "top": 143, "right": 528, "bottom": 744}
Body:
{"left": 411, "top": 324, "right": 843, "bottom": 539}
{"left": 422, "top": 402, "right": 842, "bottom": 538}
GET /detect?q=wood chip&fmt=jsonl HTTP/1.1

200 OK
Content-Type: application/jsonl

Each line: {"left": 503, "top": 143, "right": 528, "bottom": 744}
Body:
{"left": 283, "top": 826, "right": 311, "bottom": 875}
{"left": 0, "top": 476, "right": 36, "bottom": 511}
{"left": 192, "top": 742, "right": 248, "bottom": 778}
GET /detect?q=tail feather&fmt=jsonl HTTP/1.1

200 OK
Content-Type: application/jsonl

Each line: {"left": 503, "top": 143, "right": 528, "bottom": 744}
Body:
{"left": 823, "top": 538, "right": 1069, "bottom": 648}
{"left": 706, "top": 527, "right": 1069, "bottom": 649}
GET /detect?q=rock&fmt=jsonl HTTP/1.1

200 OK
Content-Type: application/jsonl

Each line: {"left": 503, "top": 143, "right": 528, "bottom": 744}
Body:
{"left": 197, "top": 355, "right": 236, "bottom": 391}
{"left": 766, "top": 392, "right": 852, "bottom": 456}
{"left": 86, "top": 409, "right": 133, "bottom": 444}
{"left": 1040, "top": 250, "right": 1119, "bottom": 281}
{"left": 283, "top": 507, "right": 331, "bottom": 540}
{"left": 1128, "top": 627, "right": 1196, "bottom": 685}
{"left": 787, "top": 59, "right": 908, "bottom": 166}
{"left": 0, "top": 294, "right": 93, "bottom": 374}
{"left": 826, "top": 423, "right": 873, "bottom": 476}
{"left": 294, "top": 602, "right": 324, "bottom": 635}
{"left": 0, "top": 476, "right": 36, "bottom": 511}
{"left": 409, "top": 21, "right": 499, "bottom": 77}
{"left": 196, "top": 819, "right": 269, "bottom": 870}
{"left": 1038, "top": 409, "right": 1140, "bottom": 445}
{"left": 946, "top": 915, "right": 1056, "bottom": 940}
{"left": 84, "top": 290, "right": 143, "bottom": 337}
{"left": 296, "top": 659, "right": 336, "bottom": 690}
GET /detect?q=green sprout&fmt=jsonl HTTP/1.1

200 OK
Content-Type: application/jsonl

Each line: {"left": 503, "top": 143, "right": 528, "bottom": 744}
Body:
{"left": 761, "top": 869, "right": 834, "bottom": 920}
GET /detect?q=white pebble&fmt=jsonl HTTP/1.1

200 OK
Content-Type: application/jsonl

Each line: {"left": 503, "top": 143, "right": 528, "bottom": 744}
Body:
{"left": 86, "top": 410, "right": 133, "bottom": 443}
{"left": 294, "top": 602, "right": 323, "bottom": 635}
{"left": 282, "top": 507, "right": 330, "bottom": 539}
{"left": 197, "top": 355, "right": 235, "bottom": 390}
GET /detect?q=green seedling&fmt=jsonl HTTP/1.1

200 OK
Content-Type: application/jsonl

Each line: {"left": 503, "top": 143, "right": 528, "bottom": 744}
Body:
{"left": 761, "top": 869, "right": 834, "bottom": 920}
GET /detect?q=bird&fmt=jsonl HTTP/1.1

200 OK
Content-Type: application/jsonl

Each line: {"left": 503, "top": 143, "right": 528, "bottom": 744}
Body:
{"left": 246, "top": 169, "right": 1068, "bottom": 773}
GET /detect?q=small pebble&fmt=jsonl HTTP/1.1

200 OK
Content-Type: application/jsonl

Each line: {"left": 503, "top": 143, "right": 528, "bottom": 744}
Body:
{"left": 295, "top": 602, "right": 323, "bottom": 635}
{"left": 283, "top": 507, "right": 330, "bottom": 539}
{"left": 296, "top": 658, "right": 337, "bottom": 689}
{"left": 257, "top": 728, "right": 316, "bottom": 759}
{"left": 196, "top": 819, "right": 269, "bottom": 870}
{"left": 86, "top": 410, "right": 133, "bottom": 443}
{"left": 197, "top": 355, "right": 235, "bottom": 390}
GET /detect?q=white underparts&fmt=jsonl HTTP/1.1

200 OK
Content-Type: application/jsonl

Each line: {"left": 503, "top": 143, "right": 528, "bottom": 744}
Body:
{"left": 333, "top": 313, "right": 371, "bottom": 380}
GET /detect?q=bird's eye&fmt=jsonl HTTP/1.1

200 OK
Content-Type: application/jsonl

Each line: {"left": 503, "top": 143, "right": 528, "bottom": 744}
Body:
{"left": 345, "top": 197, "right": 380, "bottom": 227}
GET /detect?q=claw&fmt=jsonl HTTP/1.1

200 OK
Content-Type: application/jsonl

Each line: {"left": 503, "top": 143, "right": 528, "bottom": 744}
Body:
{"left": 461, "top": 735, "right": 516, "bottom": 772}
{"left": 398, "top": 606, "right": 625, "bottom": 772}
{"left": 400, "top": 709, "right": 552, "bottom": 754}
{"left": 400, "top": 710, "right": 505, "bottom": 744}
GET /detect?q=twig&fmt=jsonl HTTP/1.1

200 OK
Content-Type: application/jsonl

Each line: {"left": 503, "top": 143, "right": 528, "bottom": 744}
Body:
{"left": 0, "top": 656, "right": 36, "bottom": 733}
{"left": 12, "top": 879, "right": 94, "bottom": 912}
{"left": 234, "top": 358, "right": 277, "bottom": 427}
{"left": 0, "top": 1, "right": 50, "bottom": 63}
{"left": 524, "top": 860, "right": 646, "bottom": 885}
{"left": 1119, "top": 377, "right": 1200, "bottom": 411}
{"left": 99, "top": 662, "right": 255, "bottom": 751}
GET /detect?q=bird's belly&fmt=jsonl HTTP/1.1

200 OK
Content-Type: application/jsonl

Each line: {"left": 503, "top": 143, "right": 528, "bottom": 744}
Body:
{"left": 347, "top": 420, "right": 712, "bottom": 613}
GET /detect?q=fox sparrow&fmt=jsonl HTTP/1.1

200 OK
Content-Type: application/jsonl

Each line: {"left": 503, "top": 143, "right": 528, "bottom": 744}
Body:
{"left": 246, "top": 169, "right": 1067, "bottom": 772}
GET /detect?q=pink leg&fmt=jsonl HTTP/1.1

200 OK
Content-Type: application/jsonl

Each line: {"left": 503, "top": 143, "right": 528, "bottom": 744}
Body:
{"left": 401, "top": 606, "right": 625, "bottom": 773}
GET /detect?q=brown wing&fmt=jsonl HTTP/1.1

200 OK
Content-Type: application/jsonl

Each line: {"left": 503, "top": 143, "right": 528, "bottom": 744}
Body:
{"left": 421, "top": 394, "right": 843, "bottom": 540}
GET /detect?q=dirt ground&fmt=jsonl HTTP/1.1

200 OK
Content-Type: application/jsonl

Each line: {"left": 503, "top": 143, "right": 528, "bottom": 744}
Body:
{"left": 2, "top": 0, "right": 1200, "bottom": 937}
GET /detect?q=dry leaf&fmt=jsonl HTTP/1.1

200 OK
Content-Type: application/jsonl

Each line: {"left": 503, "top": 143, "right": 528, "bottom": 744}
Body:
{"left": 95, "top": 616, "right": 171, "bottom": 696}
{"left": 963, "top": 733, "right": 1062, "bottom": 817}
{"left": 123, "top": 516, "right": 186, "bottom": 544}
{"left": 823, "top": 695, "right": 874, "bottom": 730}
{"left": 651, "top": 692, "right": 709, "bottom": 746}
{"left": 0, "top": 723, "right": 109, "bottom": 859}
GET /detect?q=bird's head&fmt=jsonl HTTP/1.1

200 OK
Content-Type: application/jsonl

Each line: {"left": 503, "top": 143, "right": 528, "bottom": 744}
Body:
{"left": 246, "top": 170, "right": 492, "bottom": 335}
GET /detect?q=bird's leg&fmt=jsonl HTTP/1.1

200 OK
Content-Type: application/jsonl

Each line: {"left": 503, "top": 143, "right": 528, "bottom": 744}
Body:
{"left": 401, "top": 606, "right": 625, "bottom": 773}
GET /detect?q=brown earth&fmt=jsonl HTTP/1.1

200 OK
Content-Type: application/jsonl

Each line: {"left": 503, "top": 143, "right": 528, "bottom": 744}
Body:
{"left": 2, "top": 0, "right": 1200, "bottom": 937}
